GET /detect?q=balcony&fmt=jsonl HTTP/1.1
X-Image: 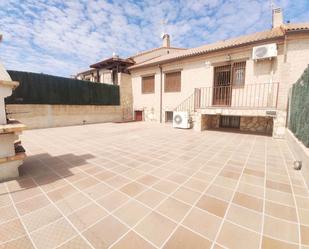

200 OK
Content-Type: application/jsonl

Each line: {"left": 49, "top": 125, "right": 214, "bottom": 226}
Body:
{"left": 175, "top": 83, "right": 279, "bottom": 112}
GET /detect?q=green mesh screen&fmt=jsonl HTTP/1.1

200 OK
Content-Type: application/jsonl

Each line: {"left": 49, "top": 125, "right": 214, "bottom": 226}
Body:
{"left": 289, "top": 67, "right": 309, "bottom": 147}
{"left": 5, "top": 70, "right": 120, "bottom": 106}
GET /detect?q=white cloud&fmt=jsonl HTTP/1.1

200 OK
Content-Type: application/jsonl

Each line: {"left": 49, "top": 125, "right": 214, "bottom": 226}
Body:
{"left": 0, "top": 0, "right": 308, "bottom": 76}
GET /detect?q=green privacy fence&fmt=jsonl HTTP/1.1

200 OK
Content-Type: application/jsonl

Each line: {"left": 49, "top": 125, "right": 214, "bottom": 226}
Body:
{"left": 5, "top": 71, "right": 120, "bottom": 105}
{"left": 289, "top": 66, "right": 309, "bottom": 147}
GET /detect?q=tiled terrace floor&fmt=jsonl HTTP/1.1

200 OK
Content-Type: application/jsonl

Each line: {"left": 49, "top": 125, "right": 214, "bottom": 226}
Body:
{"left": 0, "top": 122, "right": 309, "bottom": 249}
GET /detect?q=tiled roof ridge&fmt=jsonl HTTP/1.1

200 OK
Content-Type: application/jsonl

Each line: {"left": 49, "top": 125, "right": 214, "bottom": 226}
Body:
{"left": 129, "top": 22, "right": 309, "bottom": 70}
{"left": 129, "top": 46, "right": 187, "bottom": 59}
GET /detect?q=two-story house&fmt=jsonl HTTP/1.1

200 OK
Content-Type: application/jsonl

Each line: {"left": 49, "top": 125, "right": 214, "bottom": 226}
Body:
{"left": 77, "top": 8, "right": 309, "bottom": 138}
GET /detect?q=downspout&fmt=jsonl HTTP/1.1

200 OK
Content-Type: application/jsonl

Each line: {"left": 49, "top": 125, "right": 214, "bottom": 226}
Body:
{"left": 159, "top": 65, "right": 163, "bottom": 123}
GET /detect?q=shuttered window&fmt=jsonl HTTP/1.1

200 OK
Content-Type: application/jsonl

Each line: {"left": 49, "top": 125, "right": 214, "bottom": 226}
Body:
{"left": 165, "top": 71, "right": 181, "bottom": 92}
{"left": 232, "top": 61, "right": 246, "bottom": 86}
{"left": 141, "top": 75, "right": 155, "bottom": 94}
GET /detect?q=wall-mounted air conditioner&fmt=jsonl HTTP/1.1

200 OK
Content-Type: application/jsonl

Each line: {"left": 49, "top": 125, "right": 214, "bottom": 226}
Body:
{"left": 173, "top": 111, "right": 191, "bottom": 129}
{"left": 252, "top": 43, "right": 277, "bottom": 60}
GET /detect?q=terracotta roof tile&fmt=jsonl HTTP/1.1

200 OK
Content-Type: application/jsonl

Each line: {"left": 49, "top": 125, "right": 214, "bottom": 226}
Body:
{"left": 129, "top": 23, "right": 309, "bottom": 69}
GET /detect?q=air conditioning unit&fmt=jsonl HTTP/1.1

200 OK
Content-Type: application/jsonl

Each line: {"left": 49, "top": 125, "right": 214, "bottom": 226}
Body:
{"left": 252, "top": 43, "right": 277, "bottom": 60}
{"left": 173, "top": 111, "right": 191, "bottom": 129}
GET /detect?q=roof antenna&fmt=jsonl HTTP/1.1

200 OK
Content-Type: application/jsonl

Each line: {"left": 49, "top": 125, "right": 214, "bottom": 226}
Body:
{"left": 160, "top": 19, "right": 168, "bottom": 38}
{"left": 270, "top": 0, "right": 274, "bottom": 26}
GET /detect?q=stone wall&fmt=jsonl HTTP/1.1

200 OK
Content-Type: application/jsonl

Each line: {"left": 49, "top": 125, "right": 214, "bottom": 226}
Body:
{"left": 240, "top": 116, "right": 273, "bottom": 135}
{"left": 6, "top": 73, "right": 133, "bottom": 129}
{"left": 6, "top": 104, "right": 123, "bottom": 129}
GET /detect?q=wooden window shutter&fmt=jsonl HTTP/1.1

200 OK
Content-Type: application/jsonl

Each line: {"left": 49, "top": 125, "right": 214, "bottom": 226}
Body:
{"left": 165, "top": 71, "right": 181, "bottom": 92}
{"left": 142, "top": 75, "right": 155, "bottom": 94}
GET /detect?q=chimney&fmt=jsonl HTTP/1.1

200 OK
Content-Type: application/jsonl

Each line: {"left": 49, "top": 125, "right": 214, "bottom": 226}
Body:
{"left": 272, "top": 8, "right": 283, "bottom": 28}
{"left": 162, "top": 33, "right": 170, "bottom": 48}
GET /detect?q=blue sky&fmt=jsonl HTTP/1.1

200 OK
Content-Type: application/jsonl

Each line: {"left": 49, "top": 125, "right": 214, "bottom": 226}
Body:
{"left": 0, "top": 0, "right": 308, "bottom": 77}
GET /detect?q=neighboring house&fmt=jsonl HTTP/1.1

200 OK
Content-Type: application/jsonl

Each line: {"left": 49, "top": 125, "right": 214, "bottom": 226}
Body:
{"left": 77, "top": 8, "right": 309, "bottom": 138}
{"left": 76, "top": 34, "right": 185, "bottom": 85}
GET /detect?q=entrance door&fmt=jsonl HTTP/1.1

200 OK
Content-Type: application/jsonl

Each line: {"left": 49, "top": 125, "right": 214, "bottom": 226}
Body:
{"left": 135, "top": 111, "right": 143, "bottom": 121}
{"left": 165, "top": 111, "right": 173, "bottom": 122}
{"left": 213, "top": 65, "right": 232, "bottom": 106}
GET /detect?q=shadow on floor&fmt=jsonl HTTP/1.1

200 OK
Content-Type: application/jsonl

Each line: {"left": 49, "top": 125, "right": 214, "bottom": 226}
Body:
{"left": 2, "top": 152, "right": 95, "bottom": 195}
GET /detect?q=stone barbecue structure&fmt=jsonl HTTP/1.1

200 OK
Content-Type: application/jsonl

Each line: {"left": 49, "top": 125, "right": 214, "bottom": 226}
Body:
{"left": 0, "top": 37, "right": 26, "bottom": 181}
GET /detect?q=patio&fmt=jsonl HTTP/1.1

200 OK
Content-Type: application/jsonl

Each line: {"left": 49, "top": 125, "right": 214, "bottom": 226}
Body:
{"left": 0, "top": 122, "right": 308, "bottom": 249}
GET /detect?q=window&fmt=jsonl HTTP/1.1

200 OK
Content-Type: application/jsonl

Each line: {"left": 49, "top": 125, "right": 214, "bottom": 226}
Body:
{"left": 165, "top": 111, "right": 173, "bottom": 122}
{"left": 232, "top": 61, "right": 246, "bottom": 86}
{"left": 220, "top": 116, "right": 240, "bottom": 129}
{"left": 142, "top": 75, "right": 155, "bottom": 94}
{"left": 165, "top": 71, "right": 181, "bottom": 92}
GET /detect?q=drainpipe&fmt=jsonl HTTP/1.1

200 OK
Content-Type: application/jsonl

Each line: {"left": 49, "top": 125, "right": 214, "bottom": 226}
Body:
{"left": 159, "top": 65, "right": 163, "bottom": 123}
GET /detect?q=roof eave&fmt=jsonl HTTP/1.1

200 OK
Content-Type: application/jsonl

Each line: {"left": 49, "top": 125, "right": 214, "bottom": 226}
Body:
{"left": 129, "top": 36, "right": 285, "bottom": 70}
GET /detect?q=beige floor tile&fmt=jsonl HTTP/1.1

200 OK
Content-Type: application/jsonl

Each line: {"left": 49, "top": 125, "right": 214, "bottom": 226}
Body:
{"left": 73, "top": 177, "right": 99, "bottom": 190}
{"left": 243, "top": 168, "right": 264, "bottom": 178}
{"left": 163, "top": 226, "right": 212, "bottom": 249}
{"left": 0, "top": 205, "right": 18, "bottom": 223}
{"left": 0, "top": 235, "right": 35, "bottom": 249}
{"left": 266, "top": 180, "right": 292, "bottom": 194}
{"left": 47, "top": 184, "right": 78, "bottom": 202}
{"left": 83, "top": 215, "right": 128, "bottom": 249}
{"left": 220, "top": 170, "right": 241, "bottom": 181}
{"left": 182, "top": 207, "right": 222, "bottom": 240}
{"left": 8, "top": 122, "right": 309, "bottom": 249}
{"left": 22, "top": 204, "right": 62, "bottom": 232}
{"left": 152, "top": 180, "right": 179, "bottom": 195}
{"left": 166, "top": 173, "right": 188, "bottom": 184}
{"left": 136, "top": 189, "right": 167, "bottom": 208}
{"left": 68, "top": 203, "right": 108, "bottom": 231}
{"left": 192, "top": 171, "right": 213, "bottom": 182}
{"left": 135, "top": 212, "right": 177, "bottom": 247}
{"left": 110, "top": 231, "right": 156, "bottom": 249}
{"left": 0, "top": 218, "right": 26, "bottom": 242}
{"left": 57, "top": 236, "right": 92, "bottom": 249}
{"left": 213, "top": 176, "right": 238, "bottom": 190}
{"left": 212, "top": 244, "right": 225, "bottom": 249}
{"left": 31, "top": 218, "right": 77, "bottom": 249}
{"left": 56, "top": 192, "right": 91, "bottom": 215}
{"left": 120, "top": 182, "right": 146, "bottom": 197}
{"left": 196, "top": 195, "right": 228, "bottom": 218}
{"left": 114, "top": 199, "right": 150, "bottom": 227}
{"left": 183, "top": 178, "right": 210, "bottom": 193}
{"left": 15, "top": 194, "right": 50, "bottom": 216}
{"left": 299, "top": 208, "right": 309, "bottom": 226}
{"left": 217, "top": 221, "right": 260, "bottom": 249}
{"left": 172, "top": 186, "right": 201, "bottom": 205}
{"left": 261, "top": 236, "right": 298, "bottom": 249}
{"left": 265, "top": 200, "right": 297, "bottom": 222}
{"left": 95, "top": 170, "right": 116, "bottom": 181}
{"left": 301, "top": 225, "right": 309, "bottom": 245}
{"left": 97, "top": 191, "right": 129, "bottom": 211}
{"left": 263, "top": 215, "right": 299, "bottom": 243}
{"left": 296, "top": 196, "right": 309, "bottom": 209}
{"left": 206, "top": 184, "right": 234, "bottom": 202}
{"left": 11, "top": 187, "right": 43, "bottom": 203}
{"left": 232, "top": 192, "right": 263, "bottom": 212}
{"left": 156, "top": 197, "right": 190, "bottom": 222}
{"left": 237, "top": 182, "right": 264, "bottom": 198}
{"left": 293, "top": 186, "right": 309, "bottom": 197}
{"left": 266, "top": 188, "right": 295, "bottom": 206}
{"left": 240, "top": 174, "right": 264, "bottom": 187}
{"left": 136, "top": 175, "right": 160, "bottom": 186}
{"left": 83, "top": 182, "right": 113, "bottom": 200}
{"left": 0, "top": 195, "right": 12, "bottom": 208}
{"left": 226, "top": 203, "right": 262, "bottom": 232}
